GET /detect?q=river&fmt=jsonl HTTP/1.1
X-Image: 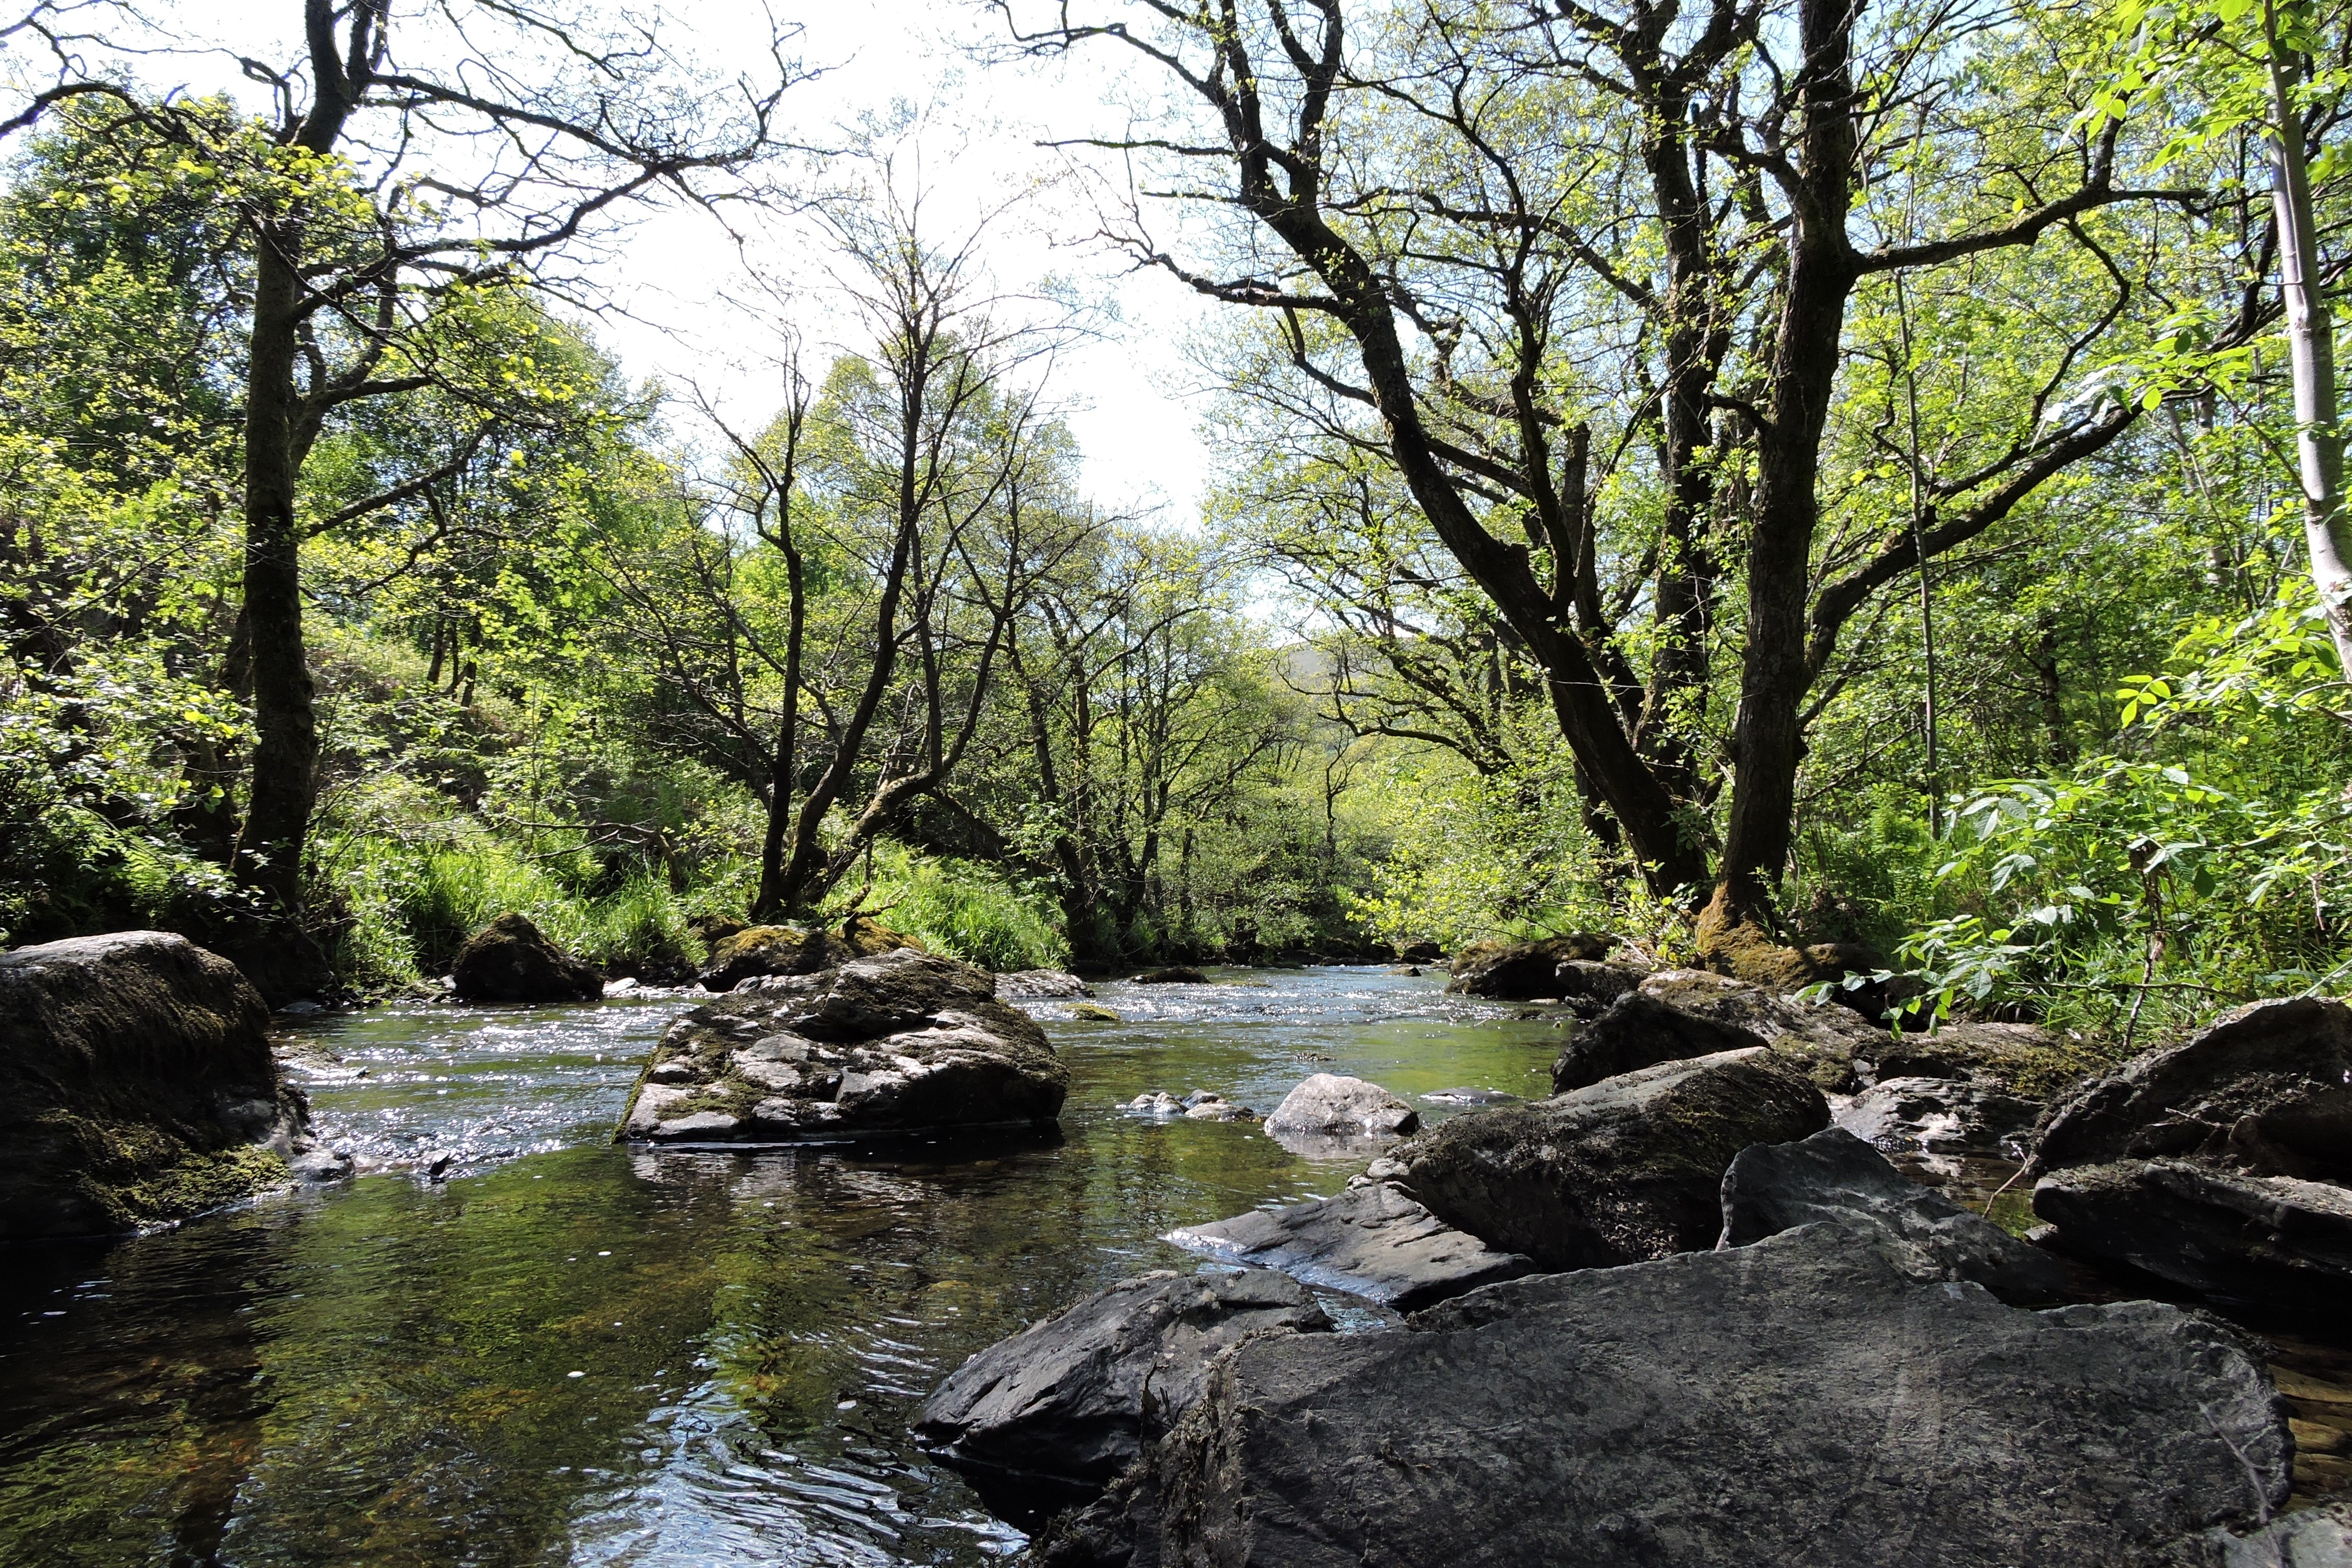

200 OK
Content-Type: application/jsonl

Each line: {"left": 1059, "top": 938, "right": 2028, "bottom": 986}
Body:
{"left": 0, "top": 967, "right": 1571, "bottom": 1568}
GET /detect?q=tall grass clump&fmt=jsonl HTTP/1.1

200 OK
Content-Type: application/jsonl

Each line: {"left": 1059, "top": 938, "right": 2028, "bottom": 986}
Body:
{"left": 839, "top": 847, "right": 1067, "bottom": 972}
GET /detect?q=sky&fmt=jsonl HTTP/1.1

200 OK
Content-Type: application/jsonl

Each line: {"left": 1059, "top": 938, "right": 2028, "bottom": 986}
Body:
{"left": 111, "top": 1, "right": 1229, "bottom": 524}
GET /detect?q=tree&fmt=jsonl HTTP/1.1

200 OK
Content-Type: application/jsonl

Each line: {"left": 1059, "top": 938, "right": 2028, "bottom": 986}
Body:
{"left": 4, "top": 2, "right": 800, "bottom": 943}
{"left": 1000, "top": 0, "right": 2266, "bottom": 956}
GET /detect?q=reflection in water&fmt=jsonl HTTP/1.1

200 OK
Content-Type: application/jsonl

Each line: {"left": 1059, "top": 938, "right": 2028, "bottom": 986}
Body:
{"left": 0, "top": 968, "right": 1565, "bottom": 1567}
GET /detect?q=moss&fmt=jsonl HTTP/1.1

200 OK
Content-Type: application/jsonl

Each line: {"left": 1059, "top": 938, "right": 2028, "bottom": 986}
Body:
{"left": 28, "top": 1109, "right": 286, "bottom": 1233}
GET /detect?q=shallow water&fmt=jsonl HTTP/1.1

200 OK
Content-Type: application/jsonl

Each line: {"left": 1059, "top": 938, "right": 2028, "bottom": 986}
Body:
{"left": 0, "top": 967, "right": 1569, "bottom": 1568}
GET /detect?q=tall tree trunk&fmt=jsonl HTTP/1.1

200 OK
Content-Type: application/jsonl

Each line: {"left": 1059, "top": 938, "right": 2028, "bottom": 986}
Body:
{"left": 231, "top": 230, "right": 317, "bottom": 916}
{"left": 2264, "top": 1, "right": 2352, "bottom": 673}
{"left": 1710, "top": 0, "right": 1862, "bottom": 936}
{"left": 750, "top": 534, "right": 806, "bottom": 922}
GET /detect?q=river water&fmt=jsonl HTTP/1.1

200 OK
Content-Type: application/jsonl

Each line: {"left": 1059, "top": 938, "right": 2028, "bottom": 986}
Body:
{"left": 0, "top": 967, "right": 1574, "bottom": 1568}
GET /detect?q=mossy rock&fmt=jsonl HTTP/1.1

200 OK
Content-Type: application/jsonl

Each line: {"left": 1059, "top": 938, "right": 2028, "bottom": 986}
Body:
{"left": 700, "top": 917, "right": 926, "bottom": 993}
{"left": 1874, "top": 1022, "right": 2104, "bottom": 1101}
{"left": 450, "top": 913, "right": 602, "bottom": 1003}
{"left": 0, "top": 930, "right": 301, "bottom": 1239}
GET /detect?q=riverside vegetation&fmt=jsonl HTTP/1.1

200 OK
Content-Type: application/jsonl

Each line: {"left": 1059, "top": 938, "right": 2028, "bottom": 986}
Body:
{"left": 6, "top": 1, "right": 2352, "bottom": 1556}
{"left": 5, "top": 0, "right": 2352, "bottom": 1043}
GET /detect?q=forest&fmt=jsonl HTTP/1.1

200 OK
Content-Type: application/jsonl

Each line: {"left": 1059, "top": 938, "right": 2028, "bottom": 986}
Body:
{"left": 5, "top": 0, "right": 2350, "bottom": 1042}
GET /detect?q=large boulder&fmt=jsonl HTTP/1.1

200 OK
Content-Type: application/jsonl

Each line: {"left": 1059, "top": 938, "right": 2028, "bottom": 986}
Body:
{"left": 697, "top": 915, "right": 921, "bottom": 993}
{"left": 1395, "top": 1047, "right": 1830, "bottom": 1270}
{"left": 2031, "top": 1159, "right": 2352, "bottom": 1314}
{"left": 0, "top": 931, "right": 303, "bottom": 1239}
{"left": 1042, "top": 1223, "right": 2289, "bottom": 1568}
{"left": 913, "top": 1267, "right": 1327, "bottom": 1514}
{"left": 616, "top": 948, "right": 1067, "bottom": 1143}
{"left": 449, "top": 913, "right": 601, "bottom": 1002}
{"left": 1720, "top": 1126, "right": 2066, "bottom": 1302}
{"left": 1165, "top": 1181, "right": 1536, "bottom": 1311}
{"left": 2028, "top": 997, "right": 2352, "bottom": 1180}
{"left": 1261, "top": 1074, "right": 1418, "bottom": 1155}
{"left": 1444, "top": 933, "right": 1614, "bottom": 1000}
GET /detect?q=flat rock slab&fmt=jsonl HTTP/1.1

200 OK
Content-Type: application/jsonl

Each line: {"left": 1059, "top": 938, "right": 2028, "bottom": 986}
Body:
{"left": 1046, "top": 1224, "right": 2290, "bottom": 1568}
{"left": 1721, "top": 1126, "right": 2066, "bottom": 1301}
{"left": 1262, "top": 1074, "right": 1417, "bottom": 1155}
{"left": 1165, "top": 1182, "right": 1536, "bottom": 1311}
{"left": 1397, "top": 1047, "right": 1829, "bottom": 1270}
{"left": 1551, "top": 991, "right": 1768, "bottom": 1093}
{"left": 617, "top": 949, "right": 1067, "bottom": 1143}
{"left": 914, "top": 1267, "right": 1327, "bottom": 1512}
{"left": 2032, "top": 1158, "right": 2352, "bottom": 1314}
{"left": 1834, "top": 1074, "right": 2044, "bottom": 1156}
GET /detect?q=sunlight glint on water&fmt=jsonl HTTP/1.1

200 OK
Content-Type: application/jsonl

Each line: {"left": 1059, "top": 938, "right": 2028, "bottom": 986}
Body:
{"left": 0, "top": 967, "right": 1560, "bottom": 1568}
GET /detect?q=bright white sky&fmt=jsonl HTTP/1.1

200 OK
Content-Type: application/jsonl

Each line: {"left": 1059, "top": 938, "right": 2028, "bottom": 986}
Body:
{"left": 137, "top": 2, "right": 1227, "bottom": 524}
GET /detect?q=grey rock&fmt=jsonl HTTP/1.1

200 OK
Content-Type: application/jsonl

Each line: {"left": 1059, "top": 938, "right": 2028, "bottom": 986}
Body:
{"left": 1835, "top": 1074, "right": 2045, "bottom": 1156}
{"left": 615, "top": 949, "right": 1067, "bottom": 1143}
{"left": 2031, "top": 1158, "right": 2352, "bottom": 1313}
{"left": 2029, "top": 997, "right": 2352, "bottom": 1180}
{"left": 1262, "top": 1074, "right": 1418, "bottom": 1155}
{"left": 1396, "top": 1047, "right": 1830, "bottom": 1270}
{"left": 1631, "top": 968, "right": 1891, "bottom": 1091}
{"left": 913, "top": 1267, "right": 1327, "bottom": 1513}
{"left": 1165, "top": 1181, "right": 1536, "bottom": 1310}
{"left": 1550, "top": 991, "right": 1768, "bottom": 1094}
{"left": 997, "top": 968, "right": 1094, "bottom": 1000}
{"left": 1045, "top": 1223, "right": 2289, "bottom": 1568}
{"left": 1868, "top": 1019, "right": 2095, "bottom": 1099}
{"left": 2207, "top": 1503, "right": 2352, "bottom": 1567}
{"left": 1550, "top": 959, "right": 1642, "bottom": 1016}
{"left": 450, "top": 913, "right": 601, "bottom": 1003}
{"left": 288, "top": 1147, "right": 354, "bottom": 1183}
{"left": 1183, "top": 1096, "right": 1254, "bottom": 1122}
{"left": 0, "top": 930, "right": 303, "bottom": 1239}
{"left": 1125, "top": 1092, "right": 1184, "bottom": 1116}
{"left": 1719, "top": 1125, "right": 2067, "bottom": 1301}
{"left": 1418, "top": 1087, "right": 1521, "bottom": 1107}
{"left": 1444, "top": 933, "right": 1612, "bottom": 999}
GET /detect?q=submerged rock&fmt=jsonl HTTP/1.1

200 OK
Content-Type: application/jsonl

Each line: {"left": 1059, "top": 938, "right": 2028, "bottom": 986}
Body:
{"left": 1131, "top": 966, "right": 1207, "bottom": 984}
{"left": 449, "top": 913, "right": 601, "bottom": 1003}
{"left": 1835, "top": 1074, "right": 2044, "bottom": 1157}
{"left": 2032, "top": 1159, "right": 2352, "bottom": 1313}
{"left": 1720, "top": 1126, "right": 2066, "bottom": 1301}
{"left": 913, "top": 1267, "right": 1327, "bottom": 1514}
{"left": 0, "top": 930, "right": 304, "bottom": 1239}
{"left": 997, "top": 969, "right": 1094, "bottom": 1000}
{"left": 1261, "top": 1074, "right": 1418, "bottom": 1154}
{"left": 616, "top": 949, "right": 1067, "bottom": 1143}
{"left": 2028, "top": 997, "right": 2352, "bottom": 1180}
{"left": 1182, "top": 1094, "right": 1254, "bottom": 1121}
{"left": 1166, "top": 1181, "right": 1535, "bottom": 1310}
{"left": 1444, "top": 933, "right": 1614, "bottom": 1000}
{"left": 1043, "top": 1224, "right": 2290, "bottom": 1568}
{"left": 1396, "top": 1047, "right": 1829, "bottom": 1270}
